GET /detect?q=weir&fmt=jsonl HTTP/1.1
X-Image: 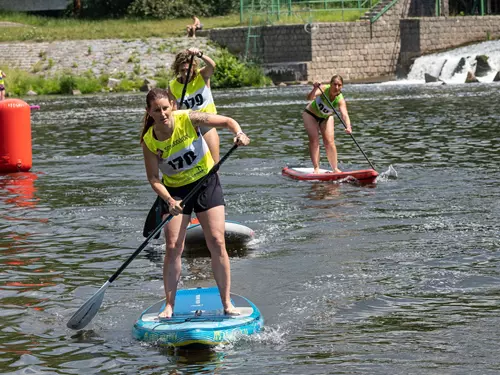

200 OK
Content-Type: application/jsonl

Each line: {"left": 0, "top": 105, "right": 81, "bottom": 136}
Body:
{"left": 405, "top": 40, "right": 500, "bottom": 83}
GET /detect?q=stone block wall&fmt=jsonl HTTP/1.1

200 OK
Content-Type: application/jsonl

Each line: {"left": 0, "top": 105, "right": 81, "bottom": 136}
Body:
{"left": 210, "top": 0, "right": 412, "bottom": 82}
{"left": 0, "top": 0, "right": 69, "bottom": 11}
{"left": 417, "top": 16, "right": 500, "bottom": 53}
{"left": 399, "top": 16, "right": 500, "bottom": 70}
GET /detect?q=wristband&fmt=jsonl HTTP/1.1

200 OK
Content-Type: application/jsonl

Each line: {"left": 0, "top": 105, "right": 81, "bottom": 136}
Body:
{"left": 236, "top": 131, "right": 244, "bottom": 136}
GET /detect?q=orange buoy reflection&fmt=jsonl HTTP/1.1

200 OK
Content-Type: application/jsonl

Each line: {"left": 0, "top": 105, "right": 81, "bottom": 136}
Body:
{"left": 0, "top": 172, "right": 39, "bottom": 208}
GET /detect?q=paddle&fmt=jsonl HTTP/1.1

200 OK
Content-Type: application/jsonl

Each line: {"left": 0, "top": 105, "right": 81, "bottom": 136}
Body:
{"left": 67, "top": 144, "right": 239, "bottom": 330}
{"left": 142, "top": 53, "right": 196, "bottom": 239}
{"left": 178, "top": 54, "right": 195, "bottom": 110}
{"left": 317, "top": 86, "right": 376, "bottom": 170}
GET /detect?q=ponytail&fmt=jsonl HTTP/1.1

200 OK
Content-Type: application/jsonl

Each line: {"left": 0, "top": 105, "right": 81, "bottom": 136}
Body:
{"left": 139, "top": 88, "right": 170, "bottom": 143}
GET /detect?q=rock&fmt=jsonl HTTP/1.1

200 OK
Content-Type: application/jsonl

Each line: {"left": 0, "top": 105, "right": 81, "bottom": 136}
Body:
{"left": 72, "top": 90, "right": 82, "bottom": 95}
{"left": 475, "top": 55, "right": 490, "bottom": 77}
{"left": 107, "top": 78, "right": 121, "bottom": 88}
{"left": 493, "top": 71, "right": 500, "bottom": 82}
{"left": 26, "top": 90, "right": 37, "bottom": 96}
{"left": 140, "top": 78, "right": 157, "bottom": 92}
{"left": 465, "top": 71, "right": 479, "bottom": 83}
{"left": 424, "top": 73, "right": 439, "bottom": 83}
{"left": 452, "top": 57, "right": 466, "bottom": 75}
{"left": 278, "top": 82, "right": 287, "bottom": 87}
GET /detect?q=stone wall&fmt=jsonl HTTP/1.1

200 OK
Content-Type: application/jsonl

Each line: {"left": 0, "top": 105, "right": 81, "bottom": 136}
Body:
{"left": 208, "top": 0, "right": 500, "bottom": 83}
{"left": 0, "top": 0, "right": 69, "bottom": 11}
{"left": 399, "top": 16, "right": 500, "bottom": 71}
{"left": 0, "top": 38, "right": 215, "bottom": 79}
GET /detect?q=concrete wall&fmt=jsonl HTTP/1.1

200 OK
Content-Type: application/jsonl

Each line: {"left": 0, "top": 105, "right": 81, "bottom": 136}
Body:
{"left": 209, "top": 0, "right": 500, "bottom": 83}
{"left": 0, "top": 0, "right": 69, "bottom": 11}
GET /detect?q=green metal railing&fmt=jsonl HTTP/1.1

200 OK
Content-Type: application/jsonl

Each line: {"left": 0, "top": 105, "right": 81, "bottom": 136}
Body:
{"left": 240, "top": 0, "right": 377, "bottom": 24}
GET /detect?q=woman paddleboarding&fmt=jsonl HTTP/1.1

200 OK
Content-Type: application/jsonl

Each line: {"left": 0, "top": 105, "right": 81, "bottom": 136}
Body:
{"left": 140, "top": 88, "right": 250, "bottom": 319}
{"left": 302, "top": 74, "right": 352, "bottom": 173}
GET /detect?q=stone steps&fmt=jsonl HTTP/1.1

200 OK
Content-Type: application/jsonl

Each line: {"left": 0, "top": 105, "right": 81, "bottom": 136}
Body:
{"left": 359, "top": 0, "right": 394, "bottom": 20}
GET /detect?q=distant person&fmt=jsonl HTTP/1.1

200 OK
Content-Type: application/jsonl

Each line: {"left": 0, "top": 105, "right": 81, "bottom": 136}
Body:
{"left": 0, "top": 70, "right": 6, "bottom": 101}
{"left": 187, "top": 15, "right": 202, "bottom": 38}
{"left": 302, "top": 74, "right": 352, "bottom": 173}
{"left": 169, "top": 47, "right": 220, "bottom": 162}
{"left": 140, "top": 88, "right": 250, "bottom": 319}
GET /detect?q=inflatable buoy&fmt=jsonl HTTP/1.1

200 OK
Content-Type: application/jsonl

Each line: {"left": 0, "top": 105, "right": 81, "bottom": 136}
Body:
{"left": 0, "top": 99, "right": 32, "bottom": 172}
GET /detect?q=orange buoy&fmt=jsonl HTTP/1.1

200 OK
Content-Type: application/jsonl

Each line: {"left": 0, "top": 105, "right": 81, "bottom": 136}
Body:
{"left": 0, "top": 99, "right": 32, "bottom": 172}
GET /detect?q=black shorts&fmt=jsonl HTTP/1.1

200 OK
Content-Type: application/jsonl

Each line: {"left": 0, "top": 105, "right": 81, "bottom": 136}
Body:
{"left": 0, "top": 85, "right": 4, "bottom": 91}
{"left": 304, "top": 108, "right": 327, "bottom": 125}
{"left": 200, "top": 126, "right": 215, "bottom": 136}
{"left": 167, "top": 173, "right": 225, "bottom": 215}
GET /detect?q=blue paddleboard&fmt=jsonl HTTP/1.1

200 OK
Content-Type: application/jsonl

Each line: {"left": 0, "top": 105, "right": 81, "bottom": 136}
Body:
{"left": 133, "top": 287, "right": 263, "bottom": 347}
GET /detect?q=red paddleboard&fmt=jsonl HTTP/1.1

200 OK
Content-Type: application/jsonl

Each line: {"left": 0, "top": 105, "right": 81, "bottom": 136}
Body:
{"left": 282, "top": 166, "right": 378, "bottom": 182}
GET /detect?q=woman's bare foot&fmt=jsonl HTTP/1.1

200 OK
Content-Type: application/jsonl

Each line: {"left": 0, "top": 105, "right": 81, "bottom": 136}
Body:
{"left": 333, "top": 167, "right": 342, "bottom": 173}
{"left": 159, "top": 304, "right": 173, "bottom": 319}
{"left": 224, "top": 306, "right": 241, "bottom": 316}
{"left": 313, "top": 168, "right": 320, "bottom": 174}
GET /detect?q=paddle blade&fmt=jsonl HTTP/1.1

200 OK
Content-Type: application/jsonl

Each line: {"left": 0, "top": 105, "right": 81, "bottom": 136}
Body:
{"left": 66, "top": 281, "right": 110, "bottom": 330}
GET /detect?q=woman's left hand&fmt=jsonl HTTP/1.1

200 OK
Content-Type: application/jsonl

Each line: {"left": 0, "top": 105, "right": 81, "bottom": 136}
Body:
{"left": 345, "top": 126, "right": 352, "bottom": 134}
{"left": 188, "top": 47, "right": 200, "bottom": 56}
{"left": 234, "top": 132, "right": 250, "bottom": 146}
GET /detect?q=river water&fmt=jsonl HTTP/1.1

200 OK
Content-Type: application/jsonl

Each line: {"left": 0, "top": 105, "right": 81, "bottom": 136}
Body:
{"left": 1, "top": 82, "right": 499, "bottom": 374}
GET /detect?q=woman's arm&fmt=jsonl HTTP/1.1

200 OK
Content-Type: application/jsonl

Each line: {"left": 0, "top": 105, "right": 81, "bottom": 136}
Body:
{"left": 306, "top": 81, "right": 322, "bottom": 101}
{"left": 187, "top": 47, "right": 215, "bottom": 82}
{"left": 338, "top": 99, "right": 352, "bottom": 134}
{"left": 142, "top": 143, "right": 177, "bottom": 206}
{"left": 189, "top": 112, "right": 250, "bottom": 146}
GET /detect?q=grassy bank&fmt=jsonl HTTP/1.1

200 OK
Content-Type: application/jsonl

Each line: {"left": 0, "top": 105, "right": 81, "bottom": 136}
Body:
{"left": 0, "top": 9, "right": 364, "bottom": 42}
{"left": 0, "top": 48, "right": 271, "bottom": 97}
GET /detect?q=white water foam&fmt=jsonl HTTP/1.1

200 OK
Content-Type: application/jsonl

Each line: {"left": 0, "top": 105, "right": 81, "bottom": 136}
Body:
{"left": 406, "top": 40, "right": 500, "bottom": 83}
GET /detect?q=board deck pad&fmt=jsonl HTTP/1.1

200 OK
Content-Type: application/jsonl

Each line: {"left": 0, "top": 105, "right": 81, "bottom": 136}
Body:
{"left": 133, "top": 287, "right": 264, "bottom": 346}
{"left": 282, "top": 166, "right": 378, "bottom": 182}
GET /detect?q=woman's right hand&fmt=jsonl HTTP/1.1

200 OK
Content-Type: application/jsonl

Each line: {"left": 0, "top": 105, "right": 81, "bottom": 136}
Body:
{"left": 234, "top": 132, "right": 250, "bottom": 146}
{"left": 313, "top": 81, "right": 321, "bottom": 88}
{"left": 167, "top": 197, "right": 183, "bottom": 216}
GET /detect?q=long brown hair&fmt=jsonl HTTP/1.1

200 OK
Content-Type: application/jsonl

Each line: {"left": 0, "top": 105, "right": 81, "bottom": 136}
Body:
{"left": 139, "top": 88, "right": 171, "bottom": 143}
{"left": 330, "top": 74, "right": 344, "bottom": 85}
{"left": 171, "top": 50, "right": 198, "bottom": 82}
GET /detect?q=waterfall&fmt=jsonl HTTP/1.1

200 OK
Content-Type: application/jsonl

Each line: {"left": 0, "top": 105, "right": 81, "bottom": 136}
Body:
{"left": 405, "top": 40, "right": 500, "bottom": 83}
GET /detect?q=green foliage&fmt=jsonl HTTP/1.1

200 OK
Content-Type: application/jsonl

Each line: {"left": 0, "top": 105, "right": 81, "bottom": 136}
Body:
{"left": 126, "top": 0, "right": 238, "bottom": 18}
{"left": 79, "top": 0, "right": 135, "bottom": 19}
{"left": 114, "top": 78, "right": 142, "bottom": 92}
{"left": 212, "top": 49, "right": 271, "bottom": 89}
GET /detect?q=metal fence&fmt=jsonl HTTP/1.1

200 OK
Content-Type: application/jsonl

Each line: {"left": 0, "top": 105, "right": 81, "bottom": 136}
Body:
{"left": 240, "top": 0, "right": 377, "bottom": 24}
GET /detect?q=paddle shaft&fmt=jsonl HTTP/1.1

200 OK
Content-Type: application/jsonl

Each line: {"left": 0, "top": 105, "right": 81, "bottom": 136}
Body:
{"left": 317, "top": 86, "right": 376, "bottom": 170}
{"left": 109, "top": 144, "right": 238, "bottom": 283}
{"left": 178, "top": 54, "right": 195, "bottom": 110}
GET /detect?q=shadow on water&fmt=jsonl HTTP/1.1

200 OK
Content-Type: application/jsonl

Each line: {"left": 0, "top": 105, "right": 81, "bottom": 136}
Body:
{"left": 158, "top": 346, "right": 226, "bottom": 374}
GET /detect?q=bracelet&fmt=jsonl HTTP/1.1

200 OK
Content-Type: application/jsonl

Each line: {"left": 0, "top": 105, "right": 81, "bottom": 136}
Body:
{"left": 236, "top": 131, "right": 244, "bottom": 136}
{"left": 197, "top": 51, "right": 203, "bottom": 58}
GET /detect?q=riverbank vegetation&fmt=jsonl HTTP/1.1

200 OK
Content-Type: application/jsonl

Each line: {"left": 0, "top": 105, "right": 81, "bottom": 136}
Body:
{"left": 0, "top": 48, "right": 271, "bottom": 97}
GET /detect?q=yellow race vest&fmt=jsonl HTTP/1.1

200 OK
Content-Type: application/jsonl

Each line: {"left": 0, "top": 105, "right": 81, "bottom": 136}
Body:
{"left": 169, "top": 71, "right": 216, "bottom": 114}
{"left": 142, "top": 110, "right": 214, "bottom": 187}
{"left": 0, "top": 71, "right": 4, "bottom": 85}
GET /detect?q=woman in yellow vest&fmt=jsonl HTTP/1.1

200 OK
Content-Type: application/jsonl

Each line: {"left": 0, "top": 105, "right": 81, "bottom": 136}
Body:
{"left": 0, "top": 70, "right": 6, "bottom": 101}
{"left": 169, "top": 48, "right": 220, "bottom": 163}
{"left": 302, "top": 74, "right": 352, "bottom": 173}
{"left": 140, "top": 88, "right": 250, "bottom": 319}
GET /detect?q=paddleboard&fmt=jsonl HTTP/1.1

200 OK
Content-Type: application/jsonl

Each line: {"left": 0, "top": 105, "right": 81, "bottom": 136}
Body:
{"left": 282, "top": 166, "right": 378, "bottom": 182}
{"left": 29, "top": 105, "right": 40, "bottom": 110}
{"left": 133, "top": 287, "right": 263, "bottom": 347}
{"left": 186, "top": 218, "right": 254, "bottom": 246}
